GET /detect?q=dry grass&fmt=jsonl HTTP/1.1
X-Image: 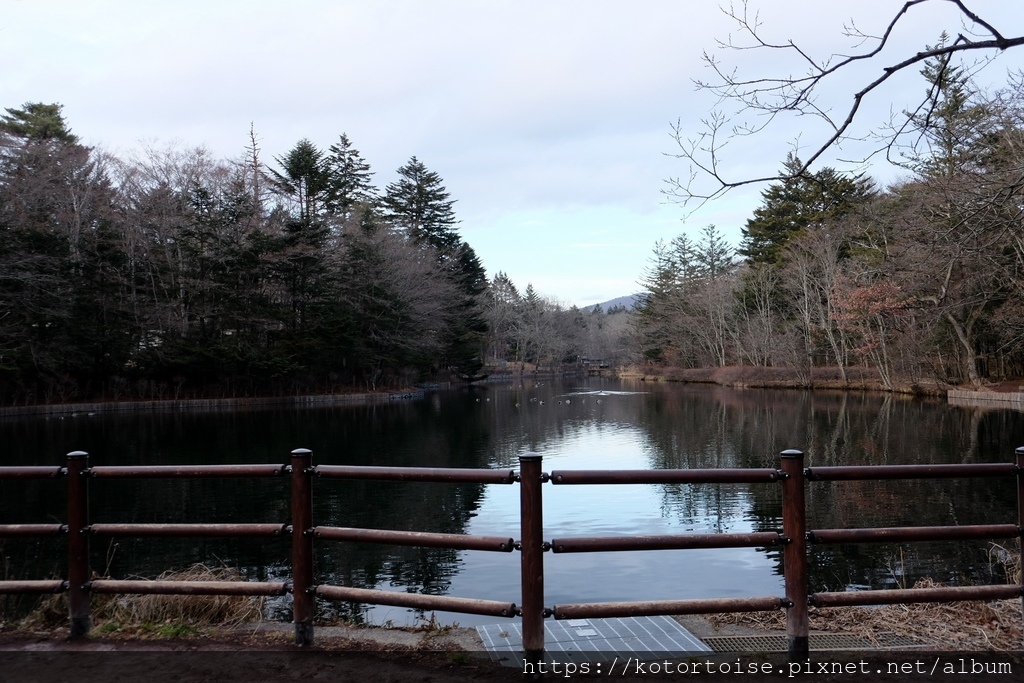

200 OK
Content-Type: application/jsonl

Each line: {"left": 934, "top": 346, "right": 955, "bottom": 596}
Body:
{"left": 620, "top": 364, "right": 947, "bottom": 395}
{"left": 99, "top": 564, "right": 265, "bottom": 628}
{"left": 990, "top": 541, "right": 1021, "bottom": 585}
{"left": 17, "top": 564, "right": 265, "bottom": 633}
{"left": 709, "top": 579, "right": 1023, "bottom": 651}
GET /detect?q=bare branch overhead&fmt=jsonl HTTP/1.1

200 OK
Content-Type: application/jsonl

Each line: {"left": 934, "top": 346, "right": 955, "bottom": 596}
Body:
{"left": 667, "top": 0, "right": 1024, "bottom": 210}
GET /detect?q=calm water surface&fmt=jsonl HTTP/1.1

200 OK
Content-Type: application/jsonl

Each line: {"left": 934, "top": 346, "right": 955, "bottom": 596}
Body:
{"left": 2, "top": 378, "right": 1022, "bottom": 626}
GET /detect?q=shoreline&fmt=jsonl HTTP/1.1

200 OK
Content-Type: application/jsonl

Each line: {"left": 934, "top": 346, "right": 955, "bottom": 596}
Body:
{"left": 618, "top": 365, "right": 943, "bottom": 395}
{"left": 620, "top": 365, "right": 1024, "bottom": 404}
{"left": 0, "top": 388, "right": 428, "bottom": 419}
{"left": 0, "top": 369, "right": 579, "bottom": 418}
{"left": 3, "top": 366, "right": 1022, "bottom": 418}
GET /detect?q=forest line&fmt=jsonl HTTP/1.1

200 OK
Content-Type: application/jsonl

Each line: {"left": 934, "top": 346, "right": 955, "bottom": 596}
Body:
{"left": 3, "top": 52, "right": 1023, "bottom": 407}
{"left": 635, "top": 57, "right": 1024, "bottom": 391}
{"left": 0, "top": 104, "right": 627, "bottom": 405}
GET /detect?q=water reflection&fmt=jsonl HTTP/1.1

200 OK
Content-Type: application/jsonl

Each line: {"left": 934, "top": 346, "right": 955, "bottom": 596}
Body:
{"left": 619, "top": 382, "right": 1021, "bottom": 596}
{"left": 1, "top": 378, "right": 1021, "bottom": 626}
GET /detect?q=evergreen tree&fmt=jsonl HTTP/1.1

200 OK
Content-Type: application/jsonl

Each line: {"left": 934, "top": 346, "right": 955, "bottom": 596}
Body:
{"left": 635, "top": 239, "right": 685, "bottom": 364}
{"left": 490, "top": 271, "right": 521, "bottom": 305}
{"left": 324, "top": 133, "right": 377, "bottom": 220}
{"left": 0, "top": 103, "right": 128, "bottom": 398}
{"left": 739, "top": 154, "right": 873, "bottom": 265}
{"left": 0, "top": 102, "right": 78, "bottom": 144}
{"left": 634, "top": 226, "right": 738, "bottom": 368}
{"left": 382, "top": 157, "right": 488, "bottom": 378}
{"left": 268, "top": 140, "right": 332, "bottom": 332}
{"left": 442, "top": 242, "right": 489, "bottom": 378}
{"left": 268, "top": 138, "right": 328, "bottom": 224}
{"left": 382, "top": 156, "right": 459, "bottom": 252}
{"left": 907, "top": 38, "right": 994, "bottom": 179}
{"left": 694, "top": 224, "right": 734, "bottom": 280}
{"left": 483, "top": 272, "right": 522, "bottom": 363}
{"left": 890, "top": 45, "right": 1015, "bottom": 387}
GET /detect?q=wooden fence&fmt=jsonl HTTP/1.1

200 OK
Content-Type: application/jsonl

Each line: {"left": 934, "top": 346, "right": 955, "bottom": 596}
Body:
{"left": 1, "top": 447, "right": 1022, "bottom": 661}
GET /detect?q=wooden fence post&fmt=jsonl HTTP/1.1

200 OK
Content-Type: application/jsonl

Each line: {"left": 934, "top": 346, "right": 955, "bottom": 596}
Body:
{"left": 519, "top": 452, "right": 545, "bottom": 666}
{"left": 780, "top": 449, "right": 808, "bottom": 661}
{"left": 291, "top": 448, "right": 315, "bottom": 646}
{"left": 66, "top": 451, "right": 91, "bottom": 638}
{"left": 1016, "top": 446, "right": 1024, "bottom": 646}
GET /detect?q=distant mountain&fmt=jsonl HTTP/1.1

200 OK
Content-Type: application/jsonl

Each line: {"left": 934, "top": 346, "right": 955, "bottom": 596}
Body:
{"left": 587, "top": 293, "right": 644, "bottom": 312}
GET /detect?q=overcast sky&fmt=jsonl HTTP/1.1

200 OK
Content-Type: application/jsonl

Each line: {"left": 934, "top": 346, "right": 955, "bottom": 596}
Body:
{"left": 4, "top": 1, "right": 1023, "bottom": 306}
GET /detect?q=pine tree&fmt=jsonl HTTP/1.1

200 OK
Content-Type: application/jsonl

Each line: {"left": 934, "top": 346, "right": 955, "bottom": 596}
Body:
{"left": 443, "top": 241, "right": 489, "bottom": 378}
{"left": 381, "top": 156, "right": 489, "bottom": 378}
{"left": 324, "top": 133, "right": 377, "bottom": 221}
{"left": 739, "top": 154, "right": 872, "bottom": 265}
{"left": 908, "top": 38, "right": 994, "bottom": 179}
{"left": 635, "top": 239, "right": 685, "bottom": 364}
{"left": 267, "top": 140, "right": 332, "bottom": 332}
{"left": 0, "top": 102, "right": 128, "bottom": 396}
{"left": 695, "top": 224, "right": 734, "bottom": 280}
{"left": 0, "top": 102, "right": 78, "bottom": 144}
{"left": 382, "top": 156, "right": 459, "bottom": 252}
{"left": 483, "top": 272, "right": 522, "bottom": 363}
{"left": 268, "top": 139, "right": 328, "bottom": 224}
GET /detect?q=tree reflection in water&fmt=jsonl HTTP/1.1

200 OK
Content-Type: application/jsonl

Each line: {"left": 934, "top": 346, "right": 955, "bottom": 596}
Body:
{"left": 1, "top": 378, "right": 1021, "bottom": 624}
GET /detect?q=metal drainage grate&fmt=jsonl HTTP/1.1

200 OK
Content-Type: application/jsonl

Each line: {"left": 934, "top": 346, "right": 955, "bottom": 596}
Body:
{"left": 703, "top": 633, "right": 927, "bottom": 653}
{"left": 477, "top": 616, "right": 712, "bottom": 667}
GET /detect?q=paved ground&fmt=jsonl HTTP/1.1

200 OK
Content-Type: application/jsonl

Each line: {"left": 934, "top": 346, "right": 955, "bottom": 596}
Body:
{"left": 5, "top": 621, "right": 1019, "bottom": 682}
{"left": 0, "top": 627, "right": 518, "bottom": 683}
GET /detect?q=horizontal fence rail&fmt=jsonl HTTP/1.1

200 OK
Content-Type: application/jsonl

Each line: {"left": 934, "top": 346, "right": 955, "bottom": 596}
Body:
{"left": 550, "top": 531, "right": 783, "bottom": 553}
{"left": 0, "top": 466, "right": 64, "bottom": 479}
{"left": 312, "top": 526, "right": 515, "bottom": 552}
{"left": 314, "top": 585, "right": 517, "bottom": 618}
{"left": 1, "top": 445, "right": 1022, "bottom": 661}
{"left": 88, "top": 464, "right": 288, "bottom": 478}
{"left": 313, "top": 464, "right": 516, "bottom": 484}
{"left": 810, "top": 584, "right": 1023, "bottom": 608}
{"left": 553, "top": 596, "right": 786, "bottom": 620}
{"left": 88, "top": 523, "right": 289, "bottom": 538}
{"left": 88, "top": 580, "right": 289, "bottom": 597}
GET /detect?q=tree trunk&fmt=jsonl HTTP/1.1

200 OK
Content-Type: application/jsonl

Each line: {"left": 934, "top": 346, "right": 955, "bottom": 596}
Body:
{"left": 945, "top": 312, "right": 982, "bottom": 388}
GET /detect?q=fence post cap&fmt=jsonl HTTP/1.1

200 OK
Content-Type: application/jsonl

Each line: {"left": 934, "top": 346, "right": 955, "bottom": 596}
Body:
{"left": 291, "top": 448, "right": 313, "bottom": 456}
{"left": 1016, "top": 446, "right": 1024, "bottom": 456}
{"left": 780, "top": 449, "right": 804, "bottom": 459}
{"left": 518, "top": 452, "right": 542, "bottom": 462}
{"left": 66, "top": 451, "right": 89, "bottom": 458}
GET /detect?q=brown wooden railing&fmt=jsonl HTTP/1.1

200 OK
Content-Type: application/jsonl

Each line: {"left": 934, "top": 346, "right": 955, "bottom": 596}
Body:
{"left": 1, "top": 447, "right": 1022, "bottom": 660}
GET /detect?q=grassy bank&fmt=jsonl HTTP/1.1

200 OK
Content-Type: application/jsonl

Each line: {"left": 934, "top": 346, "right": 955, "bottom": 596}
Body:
{"left": 5, "top": 565, "right": 1021, "bottom": 653}
{"left": 619, "top": 365, "right": 955, "bottom": 396}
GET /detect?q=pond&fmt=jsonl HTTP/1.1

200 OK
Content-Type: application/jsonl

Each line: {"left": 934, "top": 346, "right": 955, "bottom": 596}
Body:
{"left": 2, "top": 377, "right": 1022, "bottom": 627}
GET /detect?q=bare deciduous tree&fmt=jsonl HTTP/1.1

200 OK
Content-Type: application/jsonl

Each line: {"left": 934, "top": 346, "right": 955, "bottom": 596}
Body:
{"left": 782, "top": 224, "right": 851, "bottom": 380}
{"left": 667, "top": 0, "right": 1024, "bottom": 208}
